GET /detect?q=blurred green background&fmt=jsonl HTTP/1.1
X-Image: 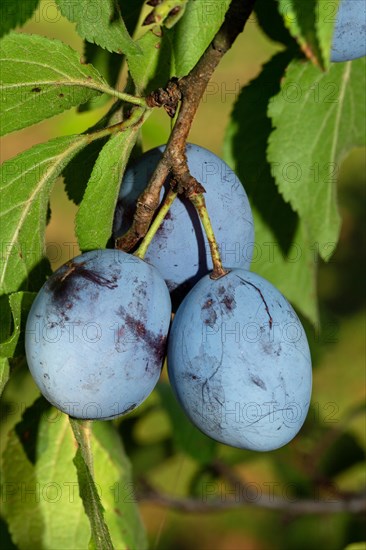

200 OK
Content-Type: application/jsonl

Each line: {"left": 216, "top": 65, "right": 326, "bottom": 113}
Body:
{"left": 1, "top": 1, "right": 365, "bottom": 549}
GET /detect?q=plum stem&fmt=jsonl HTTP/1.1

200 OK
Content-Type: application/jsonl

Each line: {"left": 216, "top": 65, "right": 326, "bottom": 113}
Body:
{"left": 115, "top": 0, "right": 256, "bottom": 252}
{"left": 134, "top": 189, "right": 178, "bottom": 259}
{"left": 189, "top": 193, "right": 228, "bottom": 279}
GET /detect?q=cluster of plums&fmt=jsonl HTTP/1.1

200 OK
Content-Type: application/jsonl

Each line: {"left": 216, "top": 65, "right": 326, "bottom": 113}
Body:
{"left": 26, "top": 144, "right": 313, "bottom": 452}
{"left": 24, "top": 0, "right": 364, "bottom": 452}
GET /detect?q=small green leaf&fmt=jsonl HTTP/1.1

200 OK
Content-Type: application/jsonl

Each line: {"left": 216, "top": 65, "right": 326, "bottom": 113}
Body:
{"left": 78, "top": 0, "right": 146, "bottom": 110}
{"left": 316, "top": 0, "right": 340, "bottom": 69}
{"left": 70, "top": 419, "right": 114, "bottom": 550}
{"left": 0, "top": 292, "right": 36, "bottom": 358}
{"left": 0, "top": 356, "right": 10, "bottom": 396}
{"left": 170, "top": 0, "right": 231, "bottom": 76}
{"left": 76, "top": 128, "right": 140, "bottom": 250}
{"left": 127, "top": 29, "right": 171, "bottom": 94}
{"left": 0, "top": 0, "right": 39, "bottom": 38}
{"left": 54, "top": 0, "right": 141, "bottom": 55}
{"left": 267, "top": 58, "right": 366, "bottom": 259}
{"left": 157, "top": 382, "right": 217, "bottom": 464}
{"left": 223, "top": 51, "right": 318, "bottom": 323}
{"left": 0, "top": 33, "right": 109, "bottom": 136}
{"left": 129, "top": 0, "right": 230, "bottom": 90}
{"left": 278, "top": 0, "right": 323, "bottom": 66}
{"left": 0, "top": 134, "right": 89, "bottom": 295}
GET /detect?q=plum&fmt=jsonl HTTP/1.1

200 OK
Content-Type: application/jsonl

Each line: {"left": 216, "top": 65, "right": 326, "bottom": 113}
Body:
{"left": 113, "top": 143, "right": 254, "bottom": 307}
{"left": 167, "top": 269, "right": 312, "bottom": 451}
{"left": 331, "top": 0, "right": 366, "bottom": 62}
{"left": 25, "top": 249, "right": 171, "bottom": 419}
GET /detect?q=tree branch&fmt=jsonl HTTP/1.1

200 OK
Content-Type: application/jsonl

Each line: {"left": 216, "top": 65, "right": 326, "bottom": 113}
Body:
{"left": 138, "top": 485, "right": 366, "bottom": 515}
{"left": 115, "top": 0, "right": 256, "bottom": 252}
{"left": 137, "top": 476, "right": 366, "bottom": 516}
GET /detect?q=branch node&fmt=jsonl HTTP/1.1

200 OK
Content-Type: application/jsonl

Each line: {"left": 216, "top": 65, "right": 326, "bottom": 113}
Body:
{"left": 146, "top": 77, "right": 182, "bottom": 117}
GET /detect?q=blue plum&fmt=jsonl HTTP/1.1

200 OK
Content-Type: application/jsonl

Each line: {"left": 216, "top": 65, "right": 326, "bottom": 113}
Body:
{"left": 167, "top": 269, "right": 312, "bottom": 451}
{"left": 113, "top": 143, "right": 254, "bottom": 307}
{"left": 25, "top": 249, "right": 171, "bottom": 419}
{"left": 331, "top": 0, "right": 366, "bottom": 62}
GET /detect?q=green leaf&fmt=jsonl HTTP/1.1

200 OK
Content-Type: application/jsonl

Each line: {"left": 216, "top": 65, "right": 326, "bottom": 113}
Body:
{"left": 157, "top": 382, "right": 217, "bottom": 464}
{"left": 0, "top": 33, "right": 110, "bottom": 136}
{"left": 0, "top": 356, "right": 10, "bottom": 396}
{"left": 0, "top": 134, "right": 89, "bottom": 296}
{"left": 76, "top": 128, "right": 140, "bottom": 250}
{"left": 127, "top": 29, "right": 171, "bottom": 94}
{"left": 129, "top": 0, "right": 230, "bottom": 90}
{"left": 0, "top": 0, "right": 39, "bottom": 38}
{"left": 170, "top": 0, "right": 231, "bottom": 76}
{"left": 223, "top": 51, "right": 318, "bottom": 323}
{"left": 54, "top": 0, "right": 141, "bottom": 55}
{"left": 36, "top": 412, "right": 90, "bottom": 549}
{"left": 70, "top": 419, "right": 114, "bottom": 550}
{"left": 316, "top": 0, "right": 340, "bottom": 69}
{"left": 267, "top": 58, "right": 366, "bottom": 259}
{"left": 3, "top": 400, "right": 91, "bottom": 549}
{"left": 78, "top": 0, "right": 146, "bottom": 109}
{"left": 0, "top": 292, "right": 36, "bottom": 358}
{"left": 92, "top": 422, "right": 148, "bottom": 550}
{"left": 278, "top": 0, "right": 323, "bottom": 66}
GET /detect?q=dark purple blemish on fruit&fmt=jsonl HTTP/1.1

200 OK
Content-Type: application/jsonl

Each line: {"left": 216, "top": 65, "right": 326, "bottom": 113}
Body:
{"left": 201, "top": 296, "right": 217, "bottom": 327}
{"left": 221, "top": 293, "right": 236, "bottom": 311}
{"left": 202, "top": 298, "right": 213, "bottom": 309}
{"left": 49, "top": 261, "right": 117, "bottom": 304}
{"left": 250, "top": 375, "right": 266, "bottom": 390}
{"left": 117, "top": 310, "right": 167, "bottom": 365}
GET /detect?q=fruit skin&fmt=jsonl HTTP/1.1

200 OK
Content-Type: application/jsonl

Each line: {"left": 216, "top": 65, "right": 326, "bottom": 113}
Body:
{"left": 25, "top": 249, "right": 171, "bottom": 420}
{"left": 331, "top": 0, "right": 366, "bottom": 62}
{"left": 167, "top": 269, "right": 312, "bottom": 451}
{"left": 113, "top": 143, "right": 254, "bottom": 307}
